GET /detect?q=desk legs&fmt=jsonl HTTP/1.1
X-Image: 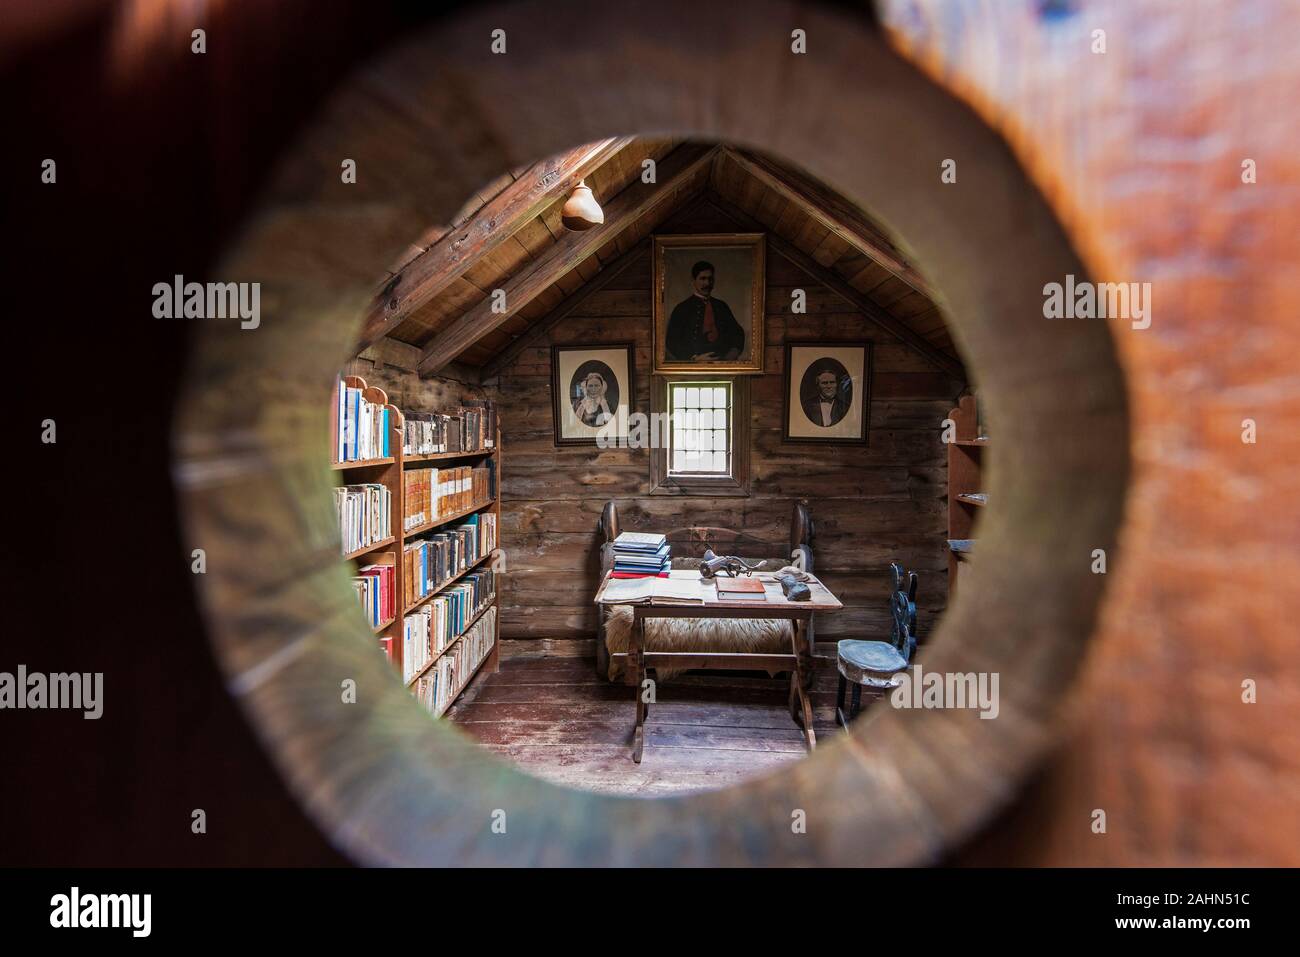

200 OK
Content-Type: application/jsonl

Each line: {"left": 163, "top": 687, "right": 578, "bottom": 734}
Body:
{"left": 630, "top": 612, "right": 647, "bottom": 764}
{"left": 790, "top": 616, "right": 816, "bottom": 752}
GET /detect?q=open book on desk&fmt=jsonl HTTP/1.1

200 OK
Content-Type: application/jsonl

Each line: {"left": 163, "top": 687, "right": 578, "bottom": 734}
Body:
{"left": 599, "top": 575, "right": 706, "bottom": 605}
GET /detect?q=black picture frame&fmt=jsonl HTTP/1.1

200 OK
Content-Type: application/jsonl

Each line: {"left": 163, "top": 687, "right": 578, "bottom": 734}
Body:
{"left": 782, "top": 341, "right": 872, "bottom": 445}
{"left": 550, "top": 342, "right": 636, "bottom": 447}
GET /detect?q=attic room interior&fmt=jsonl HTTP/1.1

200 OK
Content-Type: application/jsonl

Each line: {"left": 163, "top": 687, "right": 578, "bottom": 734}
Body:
{"left": 330, "top": 137, "right": 975, "bottom": 794}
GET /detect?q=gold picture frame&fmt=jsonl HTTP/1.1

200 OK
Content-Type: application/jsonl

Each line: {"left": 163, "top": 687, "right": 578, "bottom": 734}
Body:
{"left": 652, "top": 233, "right": 765, "bottom": 374}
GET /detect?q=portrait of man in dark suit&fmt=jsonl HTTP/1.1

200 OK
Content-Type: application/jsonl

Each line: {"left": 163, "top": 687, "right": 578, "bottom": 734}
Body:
{"left": 664, "top": 260, "right": 745, "bottom": 362}
{"left": 800, "top": 359, "right": 852, "bottom": 427}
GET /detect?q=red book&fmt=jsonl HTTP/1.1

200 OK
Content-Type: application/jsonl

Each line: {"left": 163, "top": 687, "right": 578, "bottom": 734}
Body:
{"left": 611, "top": 570, "right": 670, "bottom": 579}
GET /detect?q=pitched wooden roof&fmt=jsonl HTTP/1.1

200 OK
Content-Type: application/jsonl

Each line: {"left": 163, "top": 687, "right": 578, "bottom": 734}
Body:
{"left": 363, "top": 137, "right": 962, "bottom": 380}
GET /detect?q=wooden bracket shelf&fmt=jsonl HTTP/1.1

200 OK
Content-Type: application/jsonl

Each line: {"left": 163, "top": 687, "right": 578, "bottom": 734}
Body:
{"left": 342, "top": 535, "right": 396, "bottom": 561}
{"left": 332, "top": 456, "right": 395, "bottom": 470}
{"left": 947, "top": 395, "right": 984, "bottom": 600}
{"left": 403, "top": 498, "right": 495, "bottom": 538}
{"left": 403, "top": 448, "right": 494, "bottom": 463}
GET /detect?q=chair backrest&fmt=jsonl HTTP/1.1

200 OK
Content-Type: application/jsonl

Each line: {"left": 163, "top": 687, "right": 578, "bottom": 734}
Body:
{"left": 888, "top": 563, "right": 919, "bottom": 661}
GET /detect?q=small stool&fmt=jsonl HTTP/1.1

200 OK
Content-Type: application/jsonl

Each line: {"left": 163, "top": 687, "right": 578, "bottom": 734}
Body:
{"left": 836, "top": 565, "right": 918, "bottom": 728}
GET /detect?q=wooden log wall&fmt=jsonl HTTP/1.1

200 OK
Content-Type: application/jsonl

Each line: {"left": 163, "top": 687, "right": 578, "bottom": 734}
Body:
{"left": 342, "top": 338, "right": 487, "bottom": 412}
{"left": 487, "top": 203, "right": 964, "bottom": 644}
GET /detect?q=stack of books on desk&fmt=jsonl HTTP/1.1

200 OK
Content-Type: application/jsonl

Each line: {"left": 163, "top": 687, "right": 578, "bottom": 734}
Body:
{"left": 611, "top": 532, "right": 670, "bottom": 578}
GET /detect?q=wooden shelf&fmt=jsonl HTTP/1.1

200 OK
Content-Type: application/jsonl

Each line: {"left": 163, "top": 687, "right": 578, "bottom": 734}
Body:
{"left": 403, "top": 549, "right": 497, "bottom": 616}
{"left": 405, "top": 599, "right": 498, "bottom": 689}
{"left": 403, "top": 447, "right": 495, "bottom": 463}
{"left": 332, "top": 456, "right": 395, "bottom": 470}
{"left": 342, "top": 535, "right": 396, "bottom": 561}
{"left": 333, "top": 374, "right": 502, "bottom": 711}
{"left": 403, "top": 498, "right": 495, "bottom": 538}
{"left": 947, "top": 395, "right": 983, "bottom": 601}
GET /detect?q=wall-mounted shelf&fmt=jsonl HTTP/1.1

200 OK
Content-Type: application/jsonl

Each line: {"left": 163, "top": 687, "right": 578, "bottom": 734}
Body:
{"left": 947, "top": 395, "right": 986, "bottom": 599}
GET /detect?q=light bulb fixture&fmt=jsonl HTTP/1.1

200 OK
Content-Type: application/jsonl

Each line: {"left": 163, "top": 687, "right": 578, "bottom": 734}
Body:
{"left": 561, "top": 179, "right": 604, "bottom": 231}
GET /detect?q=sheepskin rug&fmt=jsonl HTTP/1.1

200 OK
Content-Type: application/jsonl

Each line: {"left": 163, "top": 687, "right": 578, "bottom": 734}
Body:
{"left": 603, "top": 604, "right": 794, "bottom": 680}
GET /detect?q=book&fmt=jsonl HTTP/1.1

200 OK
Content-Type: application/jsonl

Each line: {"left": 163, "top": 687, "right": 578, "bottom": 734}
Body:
{"left": 716, "top": 576, "right": 767, "bottom": 600}
{"left": 332, "top": 379, "right": 394, "bottom": 463}
{"left": 335, "top": 482, "right": 391, "bottom": 555}
{"left": 612, "top": 531, "right": 667, "bottom": 552}
{"left": 600, "top": 576, "right": 705, "bottom": 605}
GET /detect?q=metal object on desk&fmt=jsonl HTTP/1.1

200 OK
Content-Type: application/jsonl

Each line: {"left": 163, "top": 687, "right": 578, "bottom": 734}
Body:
{"left": 698, "top": 548, "right": 760, "bottom": 579}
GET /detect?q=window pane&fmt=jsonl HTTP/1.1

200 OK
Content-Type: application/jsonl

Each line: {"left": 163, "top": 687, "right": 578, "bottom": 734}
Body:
{"left": 666, "top": 379, "right": 736, "bottom": 477}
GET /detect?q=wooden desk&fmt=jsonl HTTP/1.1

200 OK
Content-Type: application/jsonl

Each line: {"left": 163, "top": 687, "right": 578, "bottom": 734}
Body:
{"left": 595, "top": 570, "right": 843, "bottom": 762}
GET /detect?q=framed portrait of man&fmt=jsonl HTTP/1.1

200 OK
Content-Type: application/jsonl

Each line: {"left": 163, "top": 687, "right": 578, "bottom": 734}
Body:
{"left": 551, "top": 343, "right": 635, "bottom": 447}
{"left": 783, "top": 341, "right": 872, "bottom": 444}
{"left": 652, "top": 233, "right": 765, "bottom": 374}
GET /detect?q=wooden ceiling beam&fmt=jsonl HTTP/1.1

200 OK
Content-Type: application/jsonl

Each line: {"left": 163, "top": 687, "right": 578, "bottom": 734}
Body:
{"left": 356, "top": 135, "right": 634, "bottom": 351}
{"left": 720, "top": 146, "right": 937, "bottom": 302}
{"left": 418, "top": 142, "right": 718, "bottom": 376}
{"left": 705, "top": 191, "right": 965, "bottom": 380}
{"left": 480, "top": 237, "right": 652, "bottom": 379}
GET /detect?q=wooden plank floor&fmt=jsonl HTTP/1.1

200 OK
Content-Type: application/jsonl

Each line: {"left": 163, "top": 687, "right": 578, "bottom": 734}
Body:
{"left": 446, "top": 654, "right": 874, "bottom": 796}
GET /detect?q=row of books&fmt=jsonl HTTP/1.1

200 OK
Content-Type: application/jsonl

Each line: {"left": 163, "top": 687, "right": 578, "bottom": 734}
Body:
{"left": 401, "top": 513, "right": 497, "bottom": 609}
{"left": 335, "top": 483, "right": 392, "bottom": 556}
{"left": 353, "top": 562, "right": 395, "bottom": 628}
{"left": 402, "top": 464, "right": 493, "bottom": 531}
{"left": 332, "top": 379, "right": 393, "bottom": 463}
{"left": 413, "top": 606, "right": 497, "bottom": 716}
{"left": 401, "top": 570, "right": 496, "bottom": 683}
{"left": 402, "top": 401, "right": 497, "bottom": 456}
{"left": 612, "top": 531, "right": 670, "bottom": 578}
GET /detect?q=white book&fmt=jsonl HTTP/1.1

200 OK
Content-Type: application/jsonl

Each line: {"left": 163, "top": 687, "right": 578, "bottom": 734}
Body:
{"left": 600, "top": 576, "right": 705, "bottom": 605}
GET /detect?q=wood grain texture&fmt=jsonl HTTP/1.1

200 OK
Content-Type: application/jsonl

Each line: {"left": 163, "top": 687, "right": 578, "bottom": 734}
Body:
{"left": 173, "top": 0, "right": 1130, "bottom": 866}
{"left": 880, "top": 0, "right": 1300, "bottom": 866}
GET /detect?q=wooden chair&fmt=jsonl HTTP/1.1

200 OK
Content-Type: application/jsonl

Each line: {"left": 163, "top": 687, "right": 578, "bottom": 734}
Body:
{"left": 836, "top": 562, "right": 918, "bottom": 728}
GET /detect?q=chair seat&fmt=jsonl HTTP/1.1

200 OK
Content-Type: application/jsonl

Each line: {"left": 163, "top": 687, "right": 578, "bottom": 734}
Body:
{"left": 837, "top": 639, "right": 909, "bottom": 679}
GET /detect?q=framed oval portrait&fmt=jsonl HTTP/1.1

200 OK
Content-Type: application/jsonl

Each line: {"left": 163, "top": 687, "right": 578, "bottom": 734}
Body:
{"left": 551, "top": 343, "right": 635, "bottom": 446}
{"left": 783, "top": 341, "right": 871, "bottom": 443}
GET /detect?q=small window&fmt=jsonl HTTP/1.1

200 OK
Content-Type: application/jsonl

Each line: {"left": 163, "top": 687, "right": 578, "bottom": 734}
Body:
{"left": 668, "top": 381, "right": 732, "bottom": 477}
{"left": 651, "top": 376, "right": 750, "bottom": 496}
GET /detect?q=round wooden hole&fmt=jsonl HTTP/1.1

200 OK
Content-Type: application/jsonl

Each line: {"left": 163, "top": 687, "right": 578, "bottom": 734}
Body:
{"left": 172, "top": 0, "right": 1128, "bottom": 865}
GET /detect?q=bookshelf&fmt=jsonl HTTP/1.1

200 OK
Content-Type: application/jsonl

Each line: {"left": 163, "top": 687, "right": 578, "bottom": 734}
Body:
{"left": 946, "top": 393, "right": 984, "bottom": 599}
{"left": 332, "top": 375, "right": 502, "bottom": 715}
